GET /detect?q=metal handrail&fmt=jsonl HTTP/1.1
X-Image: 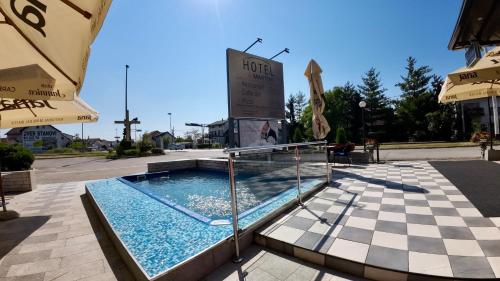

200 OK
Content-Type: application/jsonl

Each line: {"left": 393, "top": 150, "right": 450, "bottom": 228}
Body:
{"left": 223, "top": 141, "right": 327, "bottom": 153}
{"left": 227, "top": 140, "right": 330, "bottom": 263}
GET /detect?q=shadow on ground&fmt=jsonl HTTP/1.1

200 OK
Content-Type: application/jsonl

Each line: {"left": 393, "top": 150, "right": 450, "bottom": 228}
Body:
{"left": 0, "top": 216, "right": 50, "bottom": 259}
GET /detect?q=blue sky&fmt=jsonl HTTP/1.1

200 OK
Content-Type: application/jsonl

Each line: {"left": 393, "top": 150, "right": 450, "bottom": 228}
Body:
{"left": 55, "top": 0, "right": 464, "bottom": 140}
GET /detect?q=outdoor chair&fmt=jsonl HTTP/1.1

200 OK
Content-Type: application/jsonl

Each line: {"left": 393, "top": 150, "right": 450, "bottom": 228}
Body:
{"left": 332, "top": 143, "right": 355, "bottom": 167}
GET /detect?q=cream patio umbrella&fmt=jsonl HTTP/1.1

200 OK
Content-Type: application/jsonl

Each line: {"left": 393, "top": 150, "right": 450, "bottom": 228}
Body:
{"left": 439, "top": 47, "right": 500, "bottom": 103}
{"left": 439, "top": 47, "right": 500, "bottom": 152}
{"left": 304, "top": 59, "right": 330, "bottom": 140}
{"left": 0, "top": 0, "right": 112, "bottom": 101}
{"left": 0, "top": 97, "right": 99, "bottom": 129}
{"left": 438, "top": 77, "right": 500, "bottom": 104}
{"left": 446, "top": 46, "right": 500, "bottom": 86}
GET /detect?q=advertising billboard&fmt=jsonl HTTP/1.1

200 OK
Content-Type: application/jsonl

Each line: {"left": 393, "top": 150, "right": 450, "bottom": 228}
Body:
{"left": 239, "top": 119, "right": 279, "bottom": 147}
{"left": 226, "top": 48, "right": 285, "bottom": 119}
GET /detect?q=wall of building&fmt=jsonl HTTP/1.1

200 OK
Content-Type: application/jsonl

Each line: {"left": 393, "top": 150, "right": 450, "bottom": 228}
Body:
{"left": 17, "top": 126, "right": 71, "bottom": 152}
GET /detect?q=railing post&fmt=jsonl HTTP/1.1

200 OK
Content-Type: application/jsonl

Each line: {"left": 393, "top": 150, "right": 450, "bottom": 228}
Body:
{"left": 295, "top": 146, "right": 302, "bottom": 205}
{"left": 325, "top": 143, "right": 330, "bottom": 183}
{"left": 228, "top": 155, "right": 243, "bottom": 263}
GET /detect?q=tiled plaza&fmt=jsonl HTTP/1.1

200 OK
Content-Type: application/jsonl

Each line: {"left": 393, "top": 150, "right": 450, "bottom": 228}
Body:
{"left": 0, "top": 182, "right": 134, "bottom": 281}
{"left": 257, "top": 161, "right": 500, "bottom": 280}
{"left": 1, "top": 161, "right": 500, "bottom": 280}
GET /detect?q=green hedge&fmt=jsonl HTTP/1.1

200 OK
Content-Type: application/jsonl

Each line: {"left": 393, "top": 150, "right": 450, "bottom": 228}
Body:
{"left": 151, "top": 148, "right": 165, "bottom": 155}
{"left": 0, "top": 143, "right": 34, "bottom": 171}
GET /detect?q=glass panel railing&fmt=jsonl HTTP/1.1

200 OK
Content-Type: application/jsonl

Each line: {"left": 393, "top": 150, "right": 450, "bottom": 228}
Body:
{"left": 224, "top": 141, "right": 329, "bottom": 261}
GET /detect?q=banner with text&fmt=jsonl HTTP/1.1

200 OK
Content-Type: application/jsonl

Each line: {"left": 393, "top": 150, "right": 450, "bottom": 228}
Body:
{"left": 226, "top": 48, "right": 285, "bottom": 119}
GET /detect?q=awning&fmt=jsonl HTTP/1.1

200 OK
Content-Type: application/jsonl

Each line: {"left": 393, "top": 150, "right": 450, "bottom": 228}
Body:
{"left": 448, "top": 0, "right": 500, "bottom": 50}
{"left": 0, "top": 96, "right": 99, "bottom": 129}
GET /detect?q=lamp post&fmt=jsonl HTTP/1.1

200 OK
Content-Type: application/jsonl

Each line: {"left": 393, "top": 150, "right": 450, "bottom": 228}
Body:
{"left": 168, "top": 113, "right": 172, "bottom": 135}
{"left": 359, "top": 101, "right": 367, "bottom": 151}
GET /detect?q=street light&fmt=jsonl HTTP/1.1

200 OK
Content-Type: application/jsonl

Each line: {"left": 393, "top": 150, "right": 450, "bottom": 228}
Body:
{"left": 168, "top": 113, "right": 172, "bottom": 135}
{"left": 359, "top": 101, "right": 367, "bottom": 151}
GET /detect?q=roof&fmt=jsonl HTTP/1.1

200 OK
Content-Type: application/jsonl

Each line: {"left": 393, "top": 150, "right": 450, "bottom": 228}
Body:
{"left": 448, "top": 0, "right": 500, "bottom": 50}
{"left": 5, "top": 127, "right": 23, "bottom": 136}
{"left": 208, "top": 119, "right": 227, "bottom": 127}
{"left": 149, "top": 131, "right": 174, "bottom": 139}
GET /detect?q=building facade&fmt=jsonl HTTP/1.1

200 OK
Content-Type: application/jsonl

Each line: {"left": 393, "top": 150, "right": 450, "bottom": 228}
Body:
{"left": 208, "top": 119, "right": 228, "bottom": 146}
{"left": 6, "top": 125, "right": 73, "bottom": 153}
{"left": 462, "top": 97, "right": 500, "bottom": 135}
{"left": 148, "top": 131, "right": 175, "bottom": 149}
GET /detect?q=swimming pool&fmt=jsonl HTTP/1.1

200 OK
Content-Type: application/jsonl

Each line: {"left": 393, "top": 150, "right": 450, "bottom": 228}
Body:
{"left": 86, "top": 162, "right": 326, "bottom": 280}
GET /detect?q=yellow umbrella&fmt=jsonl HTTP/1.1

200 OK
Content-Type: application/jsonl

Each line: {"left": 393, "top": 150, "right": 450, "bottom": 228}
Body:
{"left": 447, "top": 47, "right": 500, "bottom": 86}
{"left": 0, "top": 0, "right": 112, "bottom": 101}
{"left": 438, "top": 77, "right": 500, "bottom": 104}
{"left": 304, "top": 59, "right": 330, "bottom": 140}
{"left": 0, "top": 96, "right": 99, "bottom": 129}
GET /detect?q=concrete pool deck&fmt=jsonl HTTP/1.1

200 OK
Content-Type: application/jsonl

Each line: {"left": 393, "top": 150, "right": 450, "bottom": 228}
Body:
{"left": 1, "top": 161, "right": 500, "bottom": 280}
{"left": 256, "top": 161, "right": 500, "bottom": 280}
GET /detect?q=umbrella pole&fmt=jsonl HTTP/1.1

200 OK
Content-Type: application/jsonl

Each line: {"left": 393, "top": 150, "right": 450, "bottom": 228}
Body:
{"left": 0, "top": 113, "right": 5, "bottom": 212}
{"left": 0, "top": 170, "right": 6, "bottom": 212}
{"left": 487, "top": 97, "right": 494, "bottom": 150}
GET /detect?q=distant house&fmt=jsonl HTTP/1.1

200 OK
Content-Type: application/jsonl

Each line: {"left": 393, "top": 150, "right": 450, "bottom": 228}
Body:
{"left": 5, "top": 125, "right": 73, "bottom": 152}
{"left": 148, "top": 130, "right": 175, "bottom": 148}
{"left": 86, "top": 138, "right": 116, "bottom": 151}
{"left": 208, "top": 119, "right": 228, "bottom": 146}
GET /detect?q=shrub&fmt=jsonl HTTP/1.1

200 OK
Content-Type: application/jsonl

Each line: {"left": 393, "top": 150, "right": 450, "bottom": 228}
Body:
{"left": 151, "top": 148, "right": 165, "bottom": 155}
{"left": 196, "top": 144, "right": 211, "bottom": 149}
{"left": 116, "top": 139, "right": 133, "bottom": 157}
{"left": 106, "top": 150, "right": 117, "bottom": 159}
{"left": 470, "top": 131, "right": 490, "bottom": 143}
{"left": 137, "top": 140, "right": 153, "bottom": 154}
{"left": 335, "top": 127, "right": 347, "bottom": 144}
{"left": 0, "top": 143, "right": 34, "bottom": 171}
{"left": 123, "top": 149, "right": 138, "bottom": 156}
{"left": 45, "top": 148, "right": 77, "bottom": 154}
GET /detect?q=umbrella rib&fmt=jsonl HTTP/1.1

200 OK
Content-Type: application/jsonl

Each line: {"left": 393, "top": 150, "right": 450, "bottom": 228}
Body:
{"left": 60, "top": 0, "right": 92, "bottom": 19}
{"left": 0, "top": 6, "right": 78, "bottom": 87}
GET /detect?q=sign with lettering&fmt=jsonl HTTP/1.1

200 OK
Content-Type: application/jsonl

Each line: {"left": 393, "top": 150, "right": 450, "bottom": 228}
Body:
{"left": 226, "top": 48, "right": 285, "bottom": 119}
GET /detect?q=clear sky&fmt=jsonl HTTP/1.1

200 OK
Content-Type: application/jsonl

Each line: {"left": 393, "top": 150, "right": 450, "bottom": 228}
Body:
{"left": 53, "top": 0, "right": 465, "bottom": 140}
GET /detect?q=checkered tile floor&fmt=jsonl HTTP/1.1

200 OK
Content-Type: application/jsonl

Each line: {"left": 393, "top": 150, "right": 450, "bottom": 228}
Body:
{"left": 257, "top": 161, "right": 500, "bottom": 279}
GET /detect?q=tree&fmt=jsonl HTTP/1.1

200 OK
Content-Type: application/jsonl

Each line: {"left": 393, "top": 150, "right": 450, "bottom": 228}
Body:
{"left": 286, "top": 92, "right": 309, "bottom": 142}
{"left": 394, "top": 57, "right": 439, "bottom": 140}
{"left": 395, "top": 57, "right": 432, "bottom": 98}
{"left": 357, "top": 67, "right": 393, "bottom": 141}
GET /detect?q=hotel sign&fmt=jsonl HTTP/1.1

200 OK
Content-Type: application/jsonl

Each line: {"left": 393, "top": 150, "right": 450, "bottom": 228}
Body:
{"left": 226, "top": 48, "right": 285, "bottom": 119}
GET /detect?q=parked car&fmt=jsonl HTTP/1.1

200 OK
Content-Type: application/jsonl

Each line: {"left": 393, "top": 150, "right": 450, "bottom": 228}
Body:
{"left": 168, "top": 144, "right": 185, "bottom": 150}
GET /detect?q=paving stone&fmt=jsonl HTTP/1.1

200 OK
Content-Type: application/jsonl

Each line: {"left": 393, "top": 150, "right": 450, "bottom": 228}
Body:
{"left": 449, "top": 256, "right": 495, "bottom": 278}
{"left": 375, "top": 220, "right": 407, "bottom": 235}
{"left": 408, "top": 236, "right": 447, "bottom": 255}
{"left": 337, "top": 226, "right": 373, "bottom": 244}
{"left": 366, "top": 245, "right": 408, "bottom": 271}
{"left": 438, "top": 226, "right": 475, "bottom": 239}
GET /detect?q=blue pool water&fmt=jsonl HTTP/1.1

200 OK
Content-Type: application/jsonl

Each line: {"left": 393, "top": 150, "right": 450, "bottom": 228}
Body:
{"left": 86, "top": 169, "right": 324, "bottom": 278}
{"left": 120, "top": 170, "right": 272, "bottom": 222}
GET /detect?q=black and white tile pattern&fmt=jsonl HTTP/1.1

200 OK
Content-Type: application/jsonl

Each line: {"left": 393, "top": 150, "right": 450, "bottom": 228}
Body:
{"left": 257, "top": 161, "right": 500, "bottom": 279}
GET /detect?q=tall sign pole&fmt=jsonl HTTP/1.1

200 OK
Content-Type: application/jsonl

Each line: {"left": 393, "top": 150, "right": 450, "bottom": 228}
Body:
{"left": 125, "top": 65, "right": 131, "bottom": 142}
{"left": 115, "top": 65, "right": 140, "bottom": 141}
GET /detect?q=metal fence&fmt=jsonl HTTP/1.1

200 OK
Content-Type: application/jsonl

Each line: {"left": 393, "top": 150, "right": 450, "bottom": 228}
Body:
{"left": 224, "top": 141, "right": 330, "bottom": 262}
